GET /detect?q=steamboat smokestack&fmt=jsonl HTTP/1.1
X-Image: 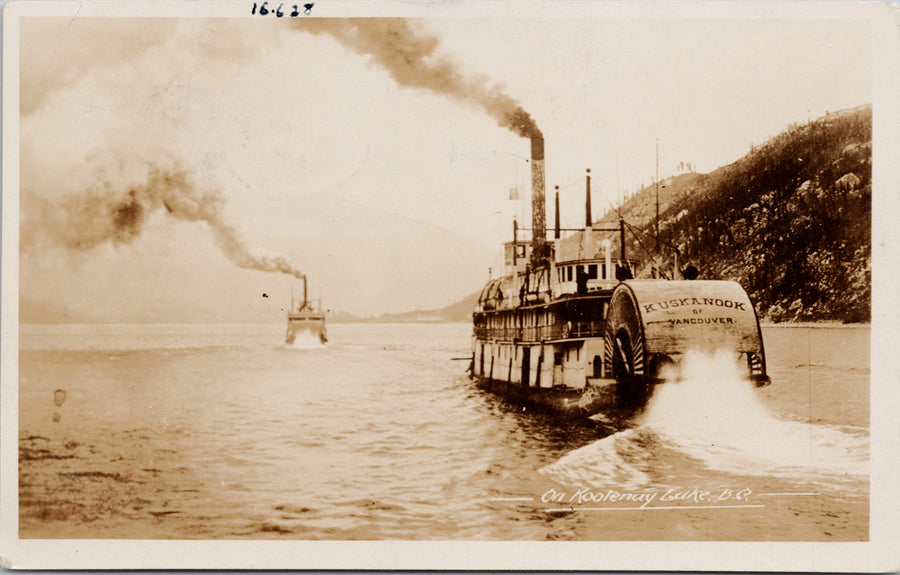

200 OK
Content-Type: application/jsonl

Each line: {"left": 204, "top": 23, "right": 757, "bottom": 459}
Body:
{"left": 585, "top": 168, "right": 592, "bottom": 227}
{"left": 530, "top": 133, "right": 546, "bottom": 264}
{"left": 554, "top": 185, "right": 560, "bottom": 240}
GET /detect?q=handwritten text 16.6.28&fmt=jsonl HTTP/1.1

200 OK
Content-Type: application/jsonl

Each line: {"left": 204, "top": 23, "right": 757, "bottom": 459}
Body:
{"left": 251, "top": 2, "right": 314, "bottom": 17}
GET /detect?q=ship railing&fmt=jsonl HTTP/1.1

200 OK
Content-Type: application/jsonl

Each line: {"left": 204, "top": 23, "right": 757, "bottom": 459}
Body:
{"left": 473, "top": 327, "right": 520, "bottom": 340}
{"left": 475, "top": 320, "right": 605, "bottom": 342}
{"left": 568, "top": 320, "right": 605, "bottom": 338}
{"left": 526, "top": 321, "right": 605, "bottom": 340}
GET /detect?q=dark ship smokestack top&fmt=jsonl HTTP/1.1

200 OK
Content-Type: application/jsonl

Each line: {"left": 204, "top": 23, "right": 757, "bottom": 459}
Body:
{"left": 530, "top": 133, "right": 547, "bottom": 265}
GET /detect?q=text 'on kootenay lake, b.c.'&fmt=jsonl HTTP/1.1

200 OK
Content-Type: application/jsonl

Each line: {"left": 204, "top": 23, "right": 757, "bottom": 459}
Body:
{"left": 540, "top": 487, "right": 756, "bottom": 509}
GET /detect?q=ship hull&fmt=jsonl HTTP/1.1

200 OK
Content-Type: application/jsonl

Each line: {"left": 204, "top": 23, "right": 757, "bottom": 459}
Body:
{"left": 470, "top": 371, "right": 649, "bottom": 420}
{"left": 469, "top": 334, "right": 652, "bottom": 420}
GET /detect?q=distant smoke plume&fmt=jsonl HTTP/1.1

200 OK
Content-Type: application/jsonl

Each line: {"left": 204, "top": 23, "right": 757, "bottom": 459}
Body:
{"left": 293, "top": 18, "right": 542, "bottom": 141}
{"left": 28, "top": 165, "right": 304, "bottom": 279}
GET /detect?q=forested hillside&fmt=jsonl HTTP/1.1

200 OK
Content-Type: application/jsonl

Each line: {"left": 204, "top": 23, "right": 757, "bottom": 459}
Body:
{"left": 599, "top": 106, "right": 871, "bottom": 322}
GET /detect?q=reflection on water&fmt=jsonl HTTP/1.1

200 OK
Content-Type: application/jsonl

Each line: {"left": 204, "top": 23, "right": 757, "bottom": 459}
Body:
{"left": 19, "top": 323, "right": 869, "bottom": 540}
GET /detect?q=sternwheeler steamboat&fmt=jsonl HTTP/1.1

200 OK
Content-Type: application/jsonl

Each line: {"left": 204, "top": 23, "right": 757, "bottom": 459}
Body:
{"left": 470, "top": 136, "right": 769, "bottom": 418}
{"left": 286, "top": 275, "right": 327, "bottom": 345}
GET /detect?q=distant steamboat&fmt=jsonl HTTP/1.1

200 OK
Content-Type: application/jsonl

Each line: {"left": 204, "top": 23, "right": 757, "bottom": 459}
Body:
{"left": 286, "top": 276, "right": 327, "bottom": 345}
{"left": 470, "top": 137, "right": 769, "bottom": 418}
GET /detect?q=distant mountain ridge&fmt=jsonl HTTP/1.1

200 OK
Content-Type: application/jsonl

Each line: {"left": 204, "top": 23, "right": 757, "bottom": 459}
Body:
{"left": 330, "top": 290, "right": 480, "bottom": 323}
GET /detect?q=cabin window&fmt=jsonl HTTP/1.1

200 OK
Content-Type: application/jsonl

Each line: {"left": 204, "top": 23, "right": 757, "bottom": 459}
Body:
{"left": 576, "top": 347, "right": 580, "bottom": 361}
{"left": 588, "top": 264, "right": 598, "bottom": 279}
{"left": 567, "top": 267, "right": 573, "bottom": 281}
{"left": 554, "top": 352, "right": 563, "bottom": 366}
{"left": 601, "top": 263, "right": 607, "bottom": 279}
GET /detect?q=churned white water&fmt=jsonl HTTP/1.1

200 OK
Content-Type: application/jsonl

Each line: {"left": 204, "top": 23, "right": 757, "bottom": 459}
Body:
{"left": 285, "top": 331, "right": 327, "bottom": 349}
{"left": 641, "top": 349, "right": 869, "bottom": 479}
{"left": 540, "top": 347, "right": 869, "bottom": 493}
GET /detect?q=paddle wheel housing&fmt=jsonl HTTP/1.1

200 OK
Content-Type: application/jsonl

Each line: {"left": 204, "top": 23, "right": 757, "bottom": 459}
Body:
{"left": 604, "top": 279, "right": 770, "bottom": 390}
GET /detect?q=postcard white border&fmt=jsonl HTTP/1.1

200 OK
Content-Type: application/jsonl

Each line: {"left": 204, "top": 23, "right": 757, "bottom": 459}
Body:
{"left": 2, "top": 0, "right": 899, "bottom": 571}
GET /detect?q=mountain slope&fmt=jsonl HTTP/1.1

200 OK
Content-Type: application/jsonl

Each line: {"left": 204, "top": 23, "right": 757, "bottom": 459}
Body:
{"left": 599, "top": 105, "right": 872, "bottom": 322}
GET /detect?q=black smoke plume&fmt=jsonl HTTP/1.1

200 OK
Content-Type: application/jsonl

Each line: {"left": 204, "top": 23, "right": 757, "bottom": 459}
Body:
{"left": 292, "top": 18, "right": 542, "bottom": 141}
{"left": 26, "top": 165, "right": 304, "bottom": 279}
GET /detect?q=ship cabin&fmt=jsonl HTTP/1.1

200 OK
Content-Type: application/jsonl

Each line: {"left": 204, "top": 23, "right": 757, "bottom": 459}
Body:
{"left": 476, "top": 225, "right": 636, "bottom": 312}
{"left": 472, "top": 224, "right": 637, "bottom": 392}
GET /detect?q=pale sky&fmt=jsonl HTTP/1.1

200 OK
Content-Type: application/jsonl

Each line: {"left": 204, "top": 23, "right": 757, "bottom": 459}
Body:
{"left": 12, "top": 3, "right": 875, "bottom": 321}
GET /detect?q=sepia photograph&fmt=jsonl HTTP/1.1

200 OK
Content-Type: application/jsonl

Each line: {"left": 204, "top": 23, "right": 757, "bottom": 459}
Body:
{"left": 2, "top": 0, "right": 899, "bottom": 570}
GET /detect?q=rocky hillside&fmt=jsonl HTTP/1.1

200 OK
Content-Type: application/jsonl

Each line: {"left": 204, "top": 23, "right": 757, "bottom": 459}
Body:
{"left": 598, "top": 105, "right": 871, "bottom": 323}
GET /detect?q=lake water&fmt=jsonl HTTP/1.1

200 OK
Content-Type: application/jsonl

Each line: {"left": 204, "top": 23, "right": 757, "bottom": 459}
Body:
{"left": 18, "top": 322, "right": 869, "bottom": 540}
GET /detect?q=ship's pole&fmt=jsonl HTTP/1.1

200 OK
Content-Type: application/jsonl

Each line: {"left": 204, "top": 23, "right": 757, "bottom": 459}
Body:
{"left": 605, "top": 240, "right": 613, "bottom": 281}
{"left": 513, "top": 217, "right": 519, "bottom": 307}
{"left": 655, "top": 139, "right": 660, "bottom": 253}
{"left": 303, "top": 276, "right": 308, "bottom": 308}
{"left": 513, "top": 218, "right": 518, "bottom": 267}
{"left": 619, "top": 218, "right": 626, "bottom": 260}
